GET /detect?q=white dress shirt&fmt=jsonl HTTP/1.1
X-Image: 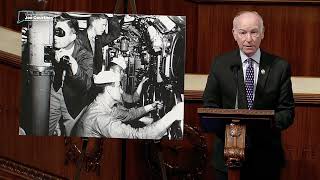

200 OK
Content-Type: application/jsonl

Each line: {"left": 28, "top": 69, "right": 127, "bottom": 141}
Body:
{"left": 87, "top": 28, "right": 96, "bottom": 54}
{"left": 239, "top": 49, "right": 261, "bottom": 100}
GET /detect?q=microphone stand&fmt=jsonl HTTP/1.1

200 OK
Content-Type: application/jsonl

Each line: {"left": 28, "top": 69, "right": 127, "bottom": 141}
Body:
{"left": 232, "top": 65, "right": 240, "bottom": 110}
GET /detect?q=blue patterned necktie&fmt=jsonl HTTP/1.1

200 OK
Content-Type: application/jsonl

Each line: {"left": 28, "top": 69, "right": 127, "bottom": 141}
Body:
{"left": 245, "top": 58, "right": 254, "bottom": 109}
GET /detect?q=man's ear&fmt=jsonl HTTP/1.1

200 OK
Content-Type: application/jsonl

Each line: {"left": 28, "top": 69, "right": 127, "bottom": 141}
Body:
{"left": 71, "top": 33, "right": 76, "bottom": 41}
{"left": 106, "top": 85, "right": 112, "bottom": 92}
{"left": 91, "top": 20, "right": 96, "bottom": 28}
{"left": 261, "top": 29, "right": 265, "bottom": 39}
{"left": 104, "top": 85, "right": 110, "bottom": 95}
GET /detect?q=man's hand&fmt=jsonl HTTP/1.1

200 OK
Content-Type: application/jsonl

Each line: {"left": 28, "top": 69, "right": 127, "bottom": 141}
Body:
{"left": 135, "top": 77, "right": 149, "bottom": 97}
{"left": 55, "top": 50, "right": 78, "bottom": 75}
{"left": 144, "top": 101, "right": 163, "bottom": 112}
{"left": 152, "top": 101, "right": 163, "bottom": 110}
{"left": 55, "top": 49, "right": 70, "bottom": 63}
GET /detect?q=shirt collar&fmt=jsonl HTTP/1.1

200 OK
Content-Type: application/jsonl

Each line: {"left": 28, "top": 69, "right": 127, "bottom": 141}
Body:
{"left": 240, "top": 48, "right": 261, "bottom": 64}
{"left": 58, "top": 43, "right": 74, "bottom": 56}
{"left": 65, "top": 44, "right": 74, "bottom": 55}
{"left": 87, "top": 27, "right": 96, "bottom": 40}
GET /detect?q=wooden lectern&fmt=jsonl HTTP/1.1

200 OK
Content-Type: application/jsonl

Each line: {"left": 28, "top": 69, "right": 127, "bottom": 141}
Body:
{"left": 197, "top": 108, "right": 274, "bottom": 180}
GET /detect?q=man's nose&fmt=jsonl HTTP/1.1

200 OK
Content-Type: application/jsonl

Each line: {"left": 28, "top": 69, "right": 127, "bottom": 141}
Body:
{"left": 245, "top": 33, "right": 253, "bottom": 42}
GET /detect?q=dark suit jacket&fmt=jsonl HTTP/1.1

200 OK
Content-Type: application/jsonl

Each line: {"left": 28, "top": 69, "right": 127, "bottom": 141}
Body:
{"left": 77, "top": 16, "right": 120, "bottom": 74}
{"left": 203, "top": 49, "right": 295, "bottom": 172}
{"left": 52, "top": 39, "right": 93, "bottom": 119}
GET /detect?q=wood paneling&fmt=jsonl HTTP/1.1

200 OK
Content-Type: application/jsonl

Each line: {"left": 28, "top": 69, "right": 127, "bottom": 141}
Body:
{"left": 281, "top": 105, "right": 320, "bottom": 180}
{"left": 196, "top": 4, "right": 320, "bottom": 76}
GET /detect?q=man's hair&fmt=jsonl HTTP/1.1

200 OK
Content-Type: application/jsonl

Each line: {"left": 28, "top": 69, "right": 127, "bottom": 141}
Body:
{"left": 232, "top": 11, "right": 264, "bottom": 33}
{"left": 55, "top": 14, "right": 79, "bottom": 34}
{"left": 88, "top": 14, "right": 107, "bottom": 26}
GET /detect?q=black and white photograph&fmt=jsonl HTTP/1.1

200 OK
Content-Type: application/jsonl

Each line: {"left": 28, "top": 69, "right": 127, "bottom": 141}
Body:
{"left": 19, "top": 11, "right": 185, "bottom": 140}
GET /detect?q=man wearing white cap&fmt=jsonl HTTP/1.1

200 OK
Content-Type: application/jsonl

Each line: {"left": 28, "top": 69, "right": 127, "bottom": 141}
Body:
{"left": 109, "top": 56, "right": 148, "bottom": 103}
{"left": 73, "top": 71, "right": 183, "bottom": 139}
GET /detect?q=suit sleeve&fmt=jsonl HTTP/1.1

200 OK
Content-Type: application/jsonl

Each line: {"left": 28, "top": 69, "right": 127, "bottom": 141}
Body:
{"left": 274, "top": 63, "right": 295, "bottom": 130}
{"left": 69, "top": 49, "right": 93, "bottom": 92}
{"left": 110, "top": 105, "right": 147, "bottom": 122}
{"left": 203, "top": 59, "right": 222, "bottom": 108}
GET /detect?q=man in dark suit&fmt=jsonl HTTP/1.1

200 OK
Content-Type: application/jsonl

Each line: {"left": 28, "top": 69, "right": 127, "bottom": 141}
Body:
{"left": 203, "top": 11, "right": 295, "bottom": 180}
{"left": 77, "top": 14, "right": 120, "bottom": 74}
{"left": 49, "top": 16, "right": 93, "bottom": 136}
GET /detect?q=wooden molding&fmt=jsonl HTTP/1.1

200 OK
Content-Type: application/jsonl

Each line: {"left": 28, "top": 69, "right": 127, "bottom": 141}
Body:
{"left": 185, "top": 90, "right": 203, "bottom": 101}
{"left": 293, "top": 93, "right": 320, "bottom": 105}
{"left": 0, "top": 156, "right": 66, "bottom": 180}
{"left": 0, "top": 50, "right": 21, "bottom": 69}
{"left": 197, "top": 108, "right": 274, "bottom": 118}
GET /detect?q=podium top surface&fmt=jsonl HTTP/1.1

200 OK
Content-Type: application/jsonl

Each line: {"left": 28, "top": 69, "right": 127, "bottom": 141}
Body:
{"left": 197, "top": 108, "right": 274, "bottom": 121}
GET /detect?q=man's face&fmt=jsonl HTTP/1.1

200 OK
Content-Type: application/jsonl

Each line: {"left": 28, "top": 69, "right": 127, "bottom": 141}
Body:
{"left": 107, "top": 82, "right": 123, "bottom": 102}
{"left": 112, "top": 65, "right": 124, "bottom": 78}
{"left": 54, "top": 21, "right": 75, "bottom": 49}
{"left": 232, "top": 13, "right": 264, "bottom": 57}
{"left": 92, "top": 18, "right": 108, "bottom": 35}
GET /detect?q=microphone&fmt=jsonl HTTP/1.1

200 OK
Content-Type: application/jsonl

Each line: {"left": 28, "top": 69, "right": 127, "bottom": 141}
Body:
{"left": 230, "top": 64, "right": 240, "bottom": 109}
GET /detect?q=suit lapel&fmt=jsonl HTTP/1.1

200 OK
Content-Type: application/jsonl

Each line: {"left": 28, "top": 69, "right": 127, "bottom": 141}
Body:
{"left": 232, "top": 51, "right": 248, "bottom": 109}
{"left": 237, "top": 63, "right": 248, "bottom": 109}
{"left": 86, "top": 32, "right": 94, "bottom": 53}
{"left": 253, "top": 51, "right": 272, "bottom": 108}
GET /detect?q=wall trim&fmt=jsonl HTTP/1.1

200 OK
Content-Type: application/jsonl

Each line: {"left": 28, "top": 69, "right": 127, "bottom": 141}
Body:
{"left": 185, "top": 90, "right": 320, "bottom": 104}
{"left": 0, "top": 50, "right": 21, "bottom": 69}
{"left": 0, "top": 156, "right": 67, "bottom": 180}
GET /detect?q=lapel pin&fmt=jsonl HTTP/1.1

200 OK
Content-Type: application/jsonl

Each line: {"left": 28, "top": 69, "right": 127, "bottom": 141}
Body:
{"left": 261, "top": 69, "right": 265, "bottom": 75}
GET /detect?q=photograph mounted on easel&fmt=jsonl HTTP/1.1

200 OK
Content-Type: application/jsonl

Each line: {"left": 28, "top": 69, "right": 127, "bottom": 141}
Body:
{"left": 18, "top": 11, "right": 185, "bottom": 140}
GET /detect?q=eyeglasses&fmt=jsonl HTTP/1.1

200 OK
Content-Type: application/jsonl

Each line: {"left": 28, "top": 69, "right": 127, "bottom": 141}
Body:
{"left": 237, "top": 30, "right": 260, "bottom": 39}
{"left": 54, "top": 27, "right": 66, "bottom": 37}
